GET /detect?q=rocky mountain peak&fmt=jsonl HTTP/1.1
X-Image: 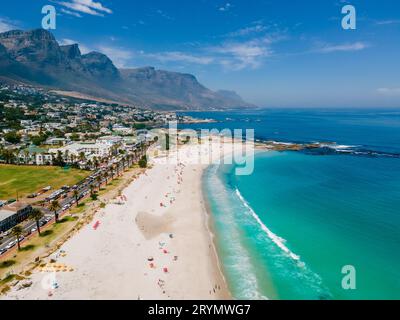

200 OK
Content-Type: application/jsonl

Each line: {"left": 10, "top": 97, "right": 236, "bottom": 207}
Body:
{"left": 60, "top": 44, "right": 81, "bottom": 60}
{"left": 81, "top": 51, "right": 120, "bottom": 78}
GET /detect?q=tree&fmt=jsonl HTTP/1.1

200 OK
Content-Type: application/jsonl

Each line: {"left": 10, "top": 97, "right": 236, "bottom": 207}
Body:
{"left": 96, "top": 175, "right": 102, "bottom": 190}
{"left": 73, "top": 189, "right": 79, "bottom": 206}
{"left": 103, "top": 172, "right": 109, "bottom": 185}
{"left": 93, "top": 157, "right": 99, "bottom": 169}
{"left": 49, "top": 200, "right": 61, "bottom": 223}
{"left": 30, "top": 208, "right": 44, "bottom": 236}
{"left": 31, "top": 134, "right": 47, "bottom": 146}
{"left": 86, "top": 159, "right": 92, "bottom": 170}
{"left": 78, "top": 152, "right": 86, "bottom": 163}
{"left": 138, "top": 155, "right": 148, "bottom": 168}
{"left": 4, "top": 131, "right": 21, "bottom": 144}
{"left": 71, "top": 133, "right": 80, "bottom": 141}
{"left": 54, "top": 150, "right": 64, "bottom": 167}
{"left": 11, "top": 226, "right": 24, "bottom": 251}
{"left": 23, "top": 149, "right": 30, "bottom": 164}
{"left": 90, "top": 193, "right": 98, "bottom": 201}
{"left": 89, "top": 184, "right": 95, "bottom": 196}
{"left": 0, "top": 148, "right": 16, "bottom": 164}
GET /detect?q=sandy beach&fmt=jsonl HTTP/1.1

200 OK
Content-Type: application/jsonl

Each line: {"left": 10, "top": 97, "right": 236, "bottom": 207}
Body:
{"left": 2, "top": 142, "right": 241, "bottom": 300}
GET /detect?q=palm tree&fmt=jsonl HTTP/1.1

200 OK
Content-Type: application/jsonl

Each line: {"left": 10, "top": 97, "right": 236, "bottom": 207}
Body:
{"left": 23, "top": 149, "right": 30, "bottom": 164}
{"left": 116, "top": 162, "right": 121, "bottom": 176}
{"left": 103, "top": 172, "right": 109, "bottom": 185}
{"left": 1, "top": 148, "right": 16, "bottom": 164}
{"left": 87, "top": 159, "right": 92, "bottom": 170}
{"left": 94, "top": 158, "right": 99, "bottom": 169}
{"left": 123, "top": 156, "right": 128, "bottom": 169}
{"left": 89, "top": 184, "right": 95, "bottom": 196}
{"left": 12, "top": 226, "right": 24, "bottom": 251}
{"left": 30, "top": 208, "right": 44, "bottom": 236}
{"left": 96, "top": 175, "right": 102, "bottom": 190}
{"left": 111, "top": 164, "right": 116, "bottom": 179}
{"left": 79, "top": 151, "right": 86, "bottom": 163}
{"left": 133, "top": 149, "right": 139, "bottom": 163}
{"left": 49, "top": 200, "right": 61, "bottom": 223}
{"left": 73, "top": 189, "right": 79, "bottom": 206}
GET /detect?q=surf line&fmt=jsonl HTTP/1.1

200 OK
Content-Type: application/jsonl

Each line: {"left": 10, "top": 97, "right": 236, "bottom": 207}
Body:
{"left": 235, "top": 188, "right": 301, "bottom": 262}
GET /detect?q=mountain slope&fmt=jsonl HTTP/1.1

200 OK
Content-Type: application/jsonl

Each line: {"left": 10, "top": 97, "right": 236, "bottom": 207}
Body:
{"left": 0, "top": 29, "right": 254, "bottom": 110}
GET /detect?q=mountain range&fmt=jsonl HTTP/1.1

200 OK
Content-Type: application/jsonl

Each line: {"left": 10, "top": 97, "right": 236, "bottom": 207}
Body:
{"left": 0, "top": 29, "right": 253, "bottom": 110}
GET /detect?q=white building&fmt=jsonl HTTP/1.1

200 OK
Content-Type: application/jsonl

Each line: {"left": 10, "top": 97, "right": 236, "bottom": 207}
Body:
{"left": 49, "top": 141, "right": 113, "bottom": 159}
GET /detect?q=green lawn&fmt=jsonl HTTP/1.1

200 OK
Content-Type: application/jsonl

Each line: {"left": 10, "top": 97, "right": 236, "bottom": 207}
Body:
{"left": 0, "top": 165, "right": 90, "bottom": 200}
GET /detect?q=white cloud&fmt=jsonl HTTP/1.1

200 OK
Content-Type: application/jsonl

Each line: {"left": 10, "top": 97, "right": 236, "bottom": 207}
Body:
{"left": 96, "top": 45, "right": 133, "bottom": 68}
{"left": 145, "top": 51, "right": 214, "bottom": 65}
{"left": 375, "top": 20, "right": 400, "bottom": 25}
{"left": 56, "top": 0, "right": 112, "bottom": 17}
{"left": 210, "top": 35, "right": 277, "bottom": 70}
{"left": 141, "top": 32, "right": 280, "bottom": 71}
{"left": 0, "top": 17, "right": 19, "bottom": 33}
{"left": 227, "top": 24, "right": 268, "bottom": 37}
{"left": 58, "top": 38, "right": 91, "bottom": 54}
{"left": 219, "top": 3, "right": 232, "bottom": 12}
{"left": 317, "top": 42, "right": 369, "bottom": 53}
{"left": 156, "top": 9, "right": 173, "bottom": 21}
{"left": 60, "top": 8, "right": 83, "bottom": 18}
{"left": 377, "top": 87, "right": 400, "bottom": 96}
{"left": 214, "top": 43, "right": 271, "bottom": 70}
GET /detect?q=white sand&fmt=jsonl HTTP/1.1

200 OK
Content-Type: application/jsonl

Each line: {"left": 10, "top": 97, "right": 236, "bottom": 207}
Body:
{"left": 3, "top": 142, "right": 251, "bottom": 300}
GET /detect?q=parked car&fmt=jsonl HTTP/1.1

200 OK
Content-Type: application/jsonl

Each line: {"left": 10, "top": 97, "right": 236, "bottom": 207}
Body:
{"left": 27, "top": 193, "right": 38, "bottom": 198}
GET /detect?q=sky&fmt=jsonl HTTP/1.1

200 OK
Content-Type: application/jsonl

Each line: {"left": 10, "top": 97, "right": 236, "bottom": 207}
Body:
{"left": 0, "top": 0, "right": 400, "bottom": 108}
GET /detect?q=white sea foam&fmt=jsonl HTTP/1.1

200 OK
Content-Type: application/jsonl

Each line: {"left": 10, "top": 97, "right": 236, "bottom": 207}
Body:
{"left": 234, "top": 188, "right": 301, "bottom": 261}
{"left": 206, "top": 166, "right": 268, "bottom": 300}
{"left": 319, "top": 143, "right": 357, "bottom": 151}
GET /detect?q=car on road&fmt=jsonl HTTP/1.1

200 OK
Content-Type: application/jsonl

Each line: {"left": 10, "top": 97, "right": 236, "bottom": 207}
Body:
{"left": 5, "top": 241, "right": 16, "bottom": 249}
{"left": 27, "top": 193, "right": 38, "bottom": 198}
{"left": 0, "top": 248, "right": 6, "bottom": 255}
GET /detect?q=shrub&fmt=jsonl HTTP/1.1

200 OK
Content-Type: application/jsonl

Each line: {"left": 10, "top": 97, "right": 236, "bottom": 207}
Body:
{"left": 138, "top": 155, "right": 148, "bottom": 168}
{"left": 90, "top": 193, "right": 98, "bottom": 201}
{"left": 0, "top": 260, "right": 16, "bottom": 269}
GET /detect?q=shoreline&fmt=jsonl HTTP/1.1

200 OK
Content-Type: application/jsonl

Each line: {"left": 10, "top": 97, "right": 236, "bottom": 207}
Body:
{"left": 200, "top": 165, "right": 232, "bottom": 299}
{"left": 2, "top": 144, "right": 233, "bottom": 300}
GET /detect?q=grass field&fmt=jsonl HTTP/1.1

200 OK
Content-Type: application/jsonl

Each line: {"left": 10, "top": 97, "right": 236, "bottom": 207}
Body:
{"left": 0, "top": 165, "right": 90, "bottom": 200}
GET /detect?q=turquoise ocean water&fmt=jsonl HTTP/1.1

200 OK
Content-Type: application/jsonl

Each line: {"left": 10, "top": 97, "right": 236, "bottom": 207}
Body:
{"left": 182, "top": 109, "right": 400, "bottom": 300}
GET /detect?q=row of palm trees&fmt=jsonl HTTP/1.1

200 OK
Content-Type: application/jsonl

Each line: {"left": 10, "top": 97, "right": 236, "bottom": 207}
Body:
{"left": 11, "top": 208, "right": 45, "bottom": 250}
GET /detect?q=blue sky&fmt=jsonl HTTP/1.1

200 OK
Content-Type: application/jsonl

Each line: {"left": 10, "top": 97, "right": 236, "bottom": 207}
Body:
{"left": 1, "top": 0, "right": 400, "bottom": 107}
